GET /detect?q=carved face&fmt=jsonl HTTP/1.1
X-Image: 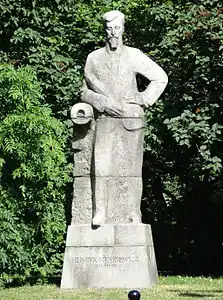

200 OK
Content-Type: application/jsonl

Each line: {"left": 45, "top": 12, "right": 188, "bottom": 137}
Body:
{"left": 105, "top": 17, "right": 124, "bottom": 51}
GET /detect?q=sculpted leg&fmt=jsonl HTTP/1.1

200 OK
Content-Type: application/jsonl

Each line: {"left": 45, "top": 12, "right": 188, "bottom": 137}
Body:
{"left": 126, "top": 128, "right": 144, "bottom": 223}
{"left": 92, "top": 177, "right": 107, "bottom": 226}
{"left": 128, "top": 177, "right": 142, "bottom": 224}
{"left": 92, "top": 118, "right": 114, "bottom": 226}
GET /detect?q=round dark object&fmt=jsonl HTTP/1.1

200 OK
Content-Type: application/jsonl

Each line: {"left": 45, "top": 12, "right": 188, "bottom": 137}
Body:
{"left": 128, "top": 290, "right": 141, "bottom": 300}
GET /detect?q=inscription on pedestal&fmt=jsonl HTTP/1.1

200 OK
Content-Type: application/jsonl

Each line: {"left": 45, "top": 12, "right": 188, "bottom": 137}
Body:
{"left": 73, "top": 256, "right": 141, "bottom": 268}
{"left": 61, "top": 225, "right": 158, "bottom": 289}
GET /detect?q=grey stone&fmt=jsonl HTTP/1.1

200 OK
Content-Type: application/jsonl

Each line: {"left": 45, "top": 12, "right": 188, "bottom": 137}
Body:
{"left": 69, "top": 9, "right": 168, "bottom": 225}
{"left": 61, "top": 9, "right": 168, "bottom": 289}
{"left": 71, "top": 177, "right": 92, "bottom": 224}
{"left": 114, "top": 224, "right": 154, "bottom": 246}
{"left": 61, "top": 224, "right": 158, "bottom": 289}
{"left": 71, "top": 103, "right": 95, "bottom": 224}
{"left": 71, "top": 103, "right": 94, "bottom": 125}
{"left": 81, "top": 11, "right": 168, "bottom": 226}
{"left": 66, "top": 224, "right": 115, "bottom": 247}
{"left": 72, "top": 104, "right": 95, "bottom": 178}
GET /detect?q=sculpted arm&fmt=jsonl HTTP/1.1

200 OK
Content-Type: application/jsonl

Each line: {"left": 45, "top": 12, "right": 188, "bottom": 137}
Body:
{"left": 82, "top": 55, "right": 107, "bottom": 112}
{"left": 82, "top": 79, "right": 106, "bottom": 113}
{"left": 135, "top": 50, "right": 168, "bottom": 107}
{"left": 82, "top": 54, "right": 123, "bottom": 117}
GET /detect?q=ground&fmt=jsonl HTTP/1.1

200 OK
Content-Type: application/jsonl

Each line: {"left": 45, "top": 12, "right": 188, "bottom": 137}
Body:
{"left": 0, "top": 276, "right": 223, "bottom": 299}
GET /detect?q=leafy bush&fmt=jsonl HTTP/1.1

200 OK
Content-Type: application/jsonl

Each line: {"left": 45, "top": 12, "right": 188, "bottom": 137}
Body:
{"left": 0, "top": 0, "right": 222, "bottom": 279}
{"left": 0, "top": 64, "right": 71, "bottom": 286}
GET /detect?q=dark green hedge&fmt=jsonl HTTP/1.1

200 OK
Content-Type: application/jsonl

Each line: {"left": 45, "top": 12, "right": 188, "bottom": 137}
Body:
{"left": 0, "top": 0, "right": 222, "bottom": 285}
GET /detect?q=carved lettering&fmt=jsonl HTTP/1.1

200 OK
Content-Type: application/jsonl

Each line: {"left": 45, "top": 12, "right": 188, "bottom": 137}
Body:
{"left": 73, "top": 256, "right": 140, "bottom": 268}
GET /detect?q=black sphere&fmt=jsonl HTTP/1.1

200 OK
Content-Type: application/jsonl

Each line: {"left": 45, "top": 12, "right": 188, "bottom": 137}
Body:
{"left": 128, "top": 290, "right": 141, "bottom": 300}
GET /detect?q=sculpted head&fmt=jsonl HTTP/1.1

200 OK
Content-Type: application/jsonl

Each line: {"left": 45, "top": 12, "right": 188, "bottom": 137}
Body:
{"left": 103, "top": 10, "right": 125, "bottom": 51}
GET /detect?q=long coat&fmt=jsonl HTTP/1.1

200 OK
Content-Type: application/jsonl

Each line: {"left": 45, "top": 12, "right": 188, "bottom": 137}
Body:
{"left": 82, "top": 45, "right": 168, "bottom": 223}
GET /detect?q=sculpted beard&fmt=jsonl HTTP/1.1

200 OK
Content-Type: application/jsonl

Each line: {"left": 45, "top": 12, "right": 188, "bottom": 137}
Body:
{"left": 108, "top": 37, "right": 119, "bottom": 50}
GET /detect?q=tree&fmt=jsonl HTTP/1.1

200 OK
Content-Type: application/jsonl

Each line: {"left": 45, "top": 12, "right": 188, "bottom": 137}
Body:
{"left": 0, "top": 0, "right": 222, "bottom": 281}
{"left": 0, "top": 64, "right": 70, "bottom": 285}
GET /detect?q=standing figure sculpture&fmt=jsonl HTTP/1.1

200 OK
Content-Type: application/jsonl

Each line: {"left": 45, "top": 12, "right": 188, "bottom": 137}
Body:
{"left": 82, "top": 10, "right": 168, "bottom": 226}
{"left": 61, "top": 10, "right": 168, "bottom": 289}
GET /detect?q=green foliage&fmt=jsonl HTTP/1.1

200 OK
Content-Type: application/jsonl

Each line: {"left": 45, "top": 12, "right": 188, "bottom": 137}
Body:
{"left": 136, "top": 0, "right": 223, "bottom": 275}
{"left": 0, "top": 0, "right": 222, "bottom": 280}
{"left": 0, "top": 64, "right": 70, "bottom": 286}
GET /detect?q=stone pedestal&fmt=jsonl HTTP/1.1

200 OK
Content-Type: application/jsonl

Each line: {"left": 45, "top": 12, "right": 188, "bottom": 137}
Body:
{"left": 61, "top": 224, "right": 158, "bottom": 289}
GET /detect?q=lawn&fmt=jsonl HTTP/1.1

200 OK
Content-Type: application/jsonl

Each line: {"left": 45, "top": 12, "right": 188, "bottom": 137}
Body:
{"left": 0, "top": 276, "right": 223, "bottom": 300}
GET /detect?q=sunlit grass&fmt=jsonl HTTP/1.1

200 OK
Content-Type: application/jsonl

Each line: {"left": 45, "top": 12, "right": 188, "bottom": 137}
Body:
{"left": 0, "top": 276, "right": 223, "bottom": 299}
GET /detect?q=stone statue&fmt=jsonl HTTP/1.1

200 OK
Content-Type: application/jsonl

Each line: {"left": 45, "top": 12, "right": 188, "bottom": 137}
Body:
{"left": 61, "top": 10, "right": 168, "bottom": 289}
{"left": 81, "top": 10, "right": 168, "bottom": 226}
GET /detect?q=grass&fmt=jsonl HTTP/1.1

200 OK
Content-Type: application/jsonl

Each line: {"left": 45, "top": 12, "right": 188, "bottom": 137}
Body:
{"left": 0, "top": 276, "right": 223, "bottom": 299}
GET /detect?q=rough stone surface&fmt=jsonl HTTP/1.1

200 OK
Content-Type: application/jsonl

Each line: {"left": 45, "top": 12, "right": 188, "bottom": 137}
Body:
{"left": 71, "top": 103, "right": 95, "bottom": 224}
{"left": 92, "top": 176, "right": 142, "bottom": 224}
{"left": 71, "top": 177, "right": 92, "bottom": 224}
{"left": 80, "top": 11, "right": 168, "bottom": 226}
{"left": 61, "top": 9, "right": 168, "bottom": 289}
{"left": 61, "top": 224, "right": 158, "bottom": 289}
{"left": 70, "top": 10, "right": 168, "bottom": 225}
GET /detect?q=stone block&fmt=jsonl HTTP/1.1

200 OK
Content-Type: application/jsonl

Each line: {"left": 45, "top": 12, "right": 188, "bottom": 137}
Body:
{"left": 71, "top": 177, "right": 92, "bottom": 224}
{"left": 61, "top": 224, "right": 158, "bottom": 289}
{"left": 114, "top": 224, "right": 154, "bottom": 246}
{"left": 66, "top": 224, "right": 115, "bottom": 246}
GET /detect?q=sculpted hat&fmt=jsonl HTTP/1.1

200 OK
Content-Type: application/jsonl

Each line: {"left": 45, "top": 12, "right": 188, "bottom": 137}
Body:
{"left": 71, "top": 103, "right": 94, "bottom": 125}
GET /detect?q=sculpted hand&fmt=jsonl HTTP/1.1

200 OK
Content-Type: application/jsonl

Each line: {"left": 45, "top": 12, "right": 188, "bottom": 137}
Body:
{"left": 104, "top": 101, "right": 123, "bottom": 117}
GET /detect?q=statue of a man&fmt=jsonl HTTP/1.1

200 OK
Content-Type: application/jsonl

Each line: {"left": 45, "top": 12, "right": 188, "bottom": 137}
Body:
{"left": 82, "top": 10, "right": 168, "bottom": 226}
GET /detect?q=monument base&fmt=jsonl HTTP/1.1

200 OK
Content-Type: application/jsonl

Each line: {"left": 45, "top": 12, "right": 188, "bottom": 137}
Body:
{"left": 61, "top": 224, "right": 158, "bottom": 289}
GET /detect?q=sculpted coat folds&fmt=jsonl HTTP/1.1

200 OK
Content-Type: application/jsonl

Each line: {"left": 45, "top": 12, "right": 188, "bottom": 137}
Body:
{"left": 73, "top": 10, "right": 168, "bottom": 226}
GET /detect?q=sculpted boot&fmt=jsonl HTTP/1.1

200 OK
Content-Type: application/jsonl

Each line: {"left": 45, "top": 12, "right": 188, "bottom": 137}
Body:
{"left": 92, "top": 210, "right": 106, "bottom": 226}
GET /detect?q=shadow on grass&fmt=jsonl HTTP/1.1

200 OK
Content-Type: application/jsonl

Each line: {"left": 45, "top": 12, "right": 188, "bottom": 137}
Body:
{"left": 179, "top": 292, "right": 215, "bottom": 298}
{"left": 169, "top": 289, "right": 223, "bottom": 298}
{"left": 193, "top": 290, "right": 223, "bottom": 293}
{"left": 171, "top": 289, "right": 223, "bottom": 293}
